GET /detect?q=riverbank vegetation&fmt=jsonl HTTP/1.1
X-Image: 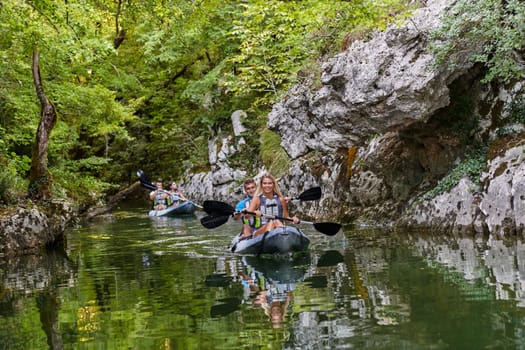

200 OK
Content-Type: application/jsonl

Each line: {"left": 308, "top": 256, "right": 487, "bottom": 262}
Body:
{"left": 2, "top": 0, "right": 523, "bottom": 211}
{"left": 0, "top": 0, "right": 415, "bottom": 208}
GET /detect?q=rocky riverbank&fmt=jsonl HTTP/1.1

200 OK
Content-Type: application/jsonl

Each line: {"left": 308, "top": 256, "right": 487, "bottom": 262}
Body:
{"left": 0, "top": 200, "right": 75, "bottom": 258}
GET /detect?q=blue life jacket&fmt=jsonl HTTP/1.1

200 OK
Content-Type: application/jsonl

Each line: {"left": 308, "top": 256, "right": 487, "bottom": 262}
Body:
{"left": 153, "top": 192, "right": 167, "bottom": 206}
{"left": 236, "top": 196, "right": 261, "bottom": 228}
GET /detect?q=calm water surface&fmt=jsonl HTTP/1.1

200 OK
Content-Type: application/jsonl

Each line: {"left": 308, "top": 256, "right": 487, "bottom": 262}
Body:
{"left": 2, "top": 201, "right": 525, "bottom": 349}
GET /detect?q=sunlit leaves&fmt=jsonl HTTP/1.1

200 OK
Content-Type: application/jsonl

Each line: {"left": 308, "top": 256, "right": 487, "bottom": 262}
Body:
{"left": 0, "top": 0, "right": 416, "bottom": 200}
{"left": 222, "top": 0, "right": 413, "bottom": 106}
{"left": 0, "top": 0, "right": 137, "bottom": 190}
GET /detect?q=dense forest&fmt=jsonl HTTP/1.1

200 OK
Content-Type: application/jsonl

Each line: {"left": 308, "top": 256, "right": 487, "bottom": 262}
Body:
{"left": 0, "top": 0, "right": 414, "bottom": 208}
{"left": 1, "top": 0, "right": 523, "bottom": 210}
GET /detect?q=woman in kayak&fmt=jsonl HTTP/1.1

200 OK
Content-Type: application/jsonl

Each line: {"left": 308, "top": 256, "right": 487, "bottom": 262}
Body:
{"left": 245, "top": 173, "right": 299, "bottom": 237}
{"left": 167, "top": 181, "right": 187, "bottom": 207}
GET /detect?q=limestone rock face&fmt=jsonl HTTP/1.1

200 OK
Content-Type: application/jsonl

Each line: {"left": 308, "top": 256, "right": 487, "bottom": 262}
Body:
{"left": 0, "top": 200, "right": 74, "bottom": 258}
{"left": 398, "top": 141, "right": 525, "bottom": 237}
{"left": 184, "top": 0, "right": 525, "bottom": 237}
{"left": 480, "top": 143, "right": 525, "bottom": 236}
{"left": 398, "top": 177, "right": 485, "bottom": 235}
{"left": 268, "top": 0, "right": 461, "bottom": 159}
{"left": 182, "top": 111, "right": 251, "bottom": 205}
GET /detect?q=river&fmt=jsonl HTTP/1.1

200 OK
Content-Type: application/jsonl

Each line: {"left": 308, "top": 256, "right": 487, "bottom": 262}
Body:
{"left": 1, "top": 200, "right": 525, "bottom": 349}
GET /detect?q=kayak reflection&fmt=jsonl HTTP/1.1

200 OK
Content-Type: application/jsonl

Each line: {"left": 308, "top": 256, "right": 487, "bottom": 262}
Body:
{"left": 238, "top": 254, "right": 311, "bottom": 328}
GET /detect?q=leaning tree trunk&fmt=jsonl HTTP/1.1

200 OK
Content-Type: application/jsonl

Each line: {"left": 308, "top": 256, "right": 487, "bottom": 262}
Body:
{"left": 28, "top": 48, "right": 57, "bottom": 201}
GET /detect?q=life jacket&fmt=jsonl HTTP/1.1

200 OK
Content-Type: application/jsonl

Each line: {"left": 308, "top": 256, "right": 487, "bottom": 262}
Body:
{"left": 241, "top": 197, "right": 261, "bottom": 228}
{"left": 154, "top": 192, "right": 167, "bottom": 206}
{"left": 167, "top": 191, "right": 182, "bottom": 206}
{"left": 259, "top": 194, "right": 283, "bottom": 225}
{"left": 266, "top": 283, "right": 293, "bottom": 303}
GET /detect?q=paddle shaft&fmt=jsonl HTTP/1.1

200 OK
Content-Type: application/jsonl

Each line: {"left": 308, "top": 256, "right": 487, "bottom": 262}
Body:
{"left": 239, "top": 209, "right": 340, "bottom": 235}
{"left": 202, "top": 196, "right": 341, "bottom": 235}
{"left": 141, "top": 181, "right": 171, "bottom": 195}
{"left": 242, "top": 210, "right": 310, "bottom": 224}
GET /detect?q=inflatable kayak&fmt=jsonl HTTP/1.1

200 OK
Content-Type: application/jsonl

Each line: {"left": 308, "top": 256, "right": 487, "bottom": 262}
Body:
{"left": 148, "top": 201, "right": 197, "bottom": 217}
{"left": 230, "top": 226, "right": 310, "bottom": 255}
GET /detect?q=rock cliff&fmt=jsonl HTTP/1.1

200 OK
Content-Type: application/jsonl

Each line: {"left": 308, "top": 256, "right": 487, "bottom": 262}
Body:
{"left": 184, "top": 0, "right": 525, "bottom": 238}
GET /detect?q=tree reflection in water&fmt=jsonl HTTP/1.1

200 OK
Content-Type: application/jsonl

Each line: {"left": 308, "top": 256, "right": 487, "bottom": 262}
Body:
{"left": 1, "top": 245, "right": 76, "bottom": 349}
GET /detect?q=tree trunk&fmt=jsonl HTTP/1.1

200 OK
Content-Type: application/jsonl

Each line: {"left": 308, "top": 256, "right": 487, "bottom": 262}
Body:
{"left": 29, "top": 48, "right": 57, "bottom": 201}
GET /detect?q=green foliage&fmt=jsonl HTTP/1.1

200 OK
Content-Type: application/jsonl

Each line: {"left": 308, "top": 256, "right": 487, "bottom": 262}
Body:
{"left": 0, "top": 169, "right": 15, "bottom": 205}
{"left": 0, "top": 149, "right": 29, "bottom": 205}
{"left": 504, "top": 94, "right": 525, "bottom": 124}
{"left": 0, "top": 0, "right": 415, "bottom": 207}
{"left": 430, "top": 0, "right": 525, "bottom": 83}
{"left": 51, "top": 158, "right": 116, "bottom": 205}
{"left": 222, "top": 0, "right": 414, "bottom": 107}
{"left": 441, "top": 95, "right": 479, "bottom": 145}
{"left": 259, "top": 129, "right": 290, "bottom": 178}
{"left": 497, "top": 94, "right": 525, "bottom": 136}
{"left": 421, "top": 147, "right": 487, "bottom": 201}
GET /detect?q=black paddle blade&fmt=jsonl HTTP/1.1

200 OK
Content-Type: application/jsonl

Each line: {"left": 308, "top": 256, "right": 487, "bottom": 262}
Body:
{"left": 200, "top": 215, "right": 230, "bottom": 229}
{"left": 210, "top": 297, "right": 241, "bottom": 318}
{"left": 136, "top": 169, "right": 150, "bottom": 183}
{"left": 203, "top": 200, "right": 235, "bottom": 216}
{"left": 317, "top": 250, "right": 344, "bottom": 267}
{"left": 313, "top": 222, "right": 341, "bottom": 236}
{"left": 295, "top": 187, "right": 322, "bottom": 201}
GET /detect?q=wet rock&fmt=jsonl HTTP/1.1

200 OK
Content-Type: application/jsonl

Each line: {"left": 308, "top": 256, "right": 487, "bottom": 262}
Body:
{"left": 0, "top": 200, "right": 74, "bottom": 258}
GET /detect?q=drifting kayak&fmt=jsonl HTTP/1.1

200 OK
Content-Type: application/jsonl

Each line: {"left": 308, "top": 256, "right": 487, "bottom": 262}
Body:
{"left": 230, "top": 226, "right": 310, "bottom": 255}
{"left": 148, "top": 201, "right": 197, "bottom": 217}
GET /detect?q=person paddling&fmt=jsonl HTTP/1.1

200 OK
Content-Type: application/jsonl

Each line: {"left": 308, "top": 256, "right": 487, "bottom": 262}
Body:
{"left": 167, "top": 181, "right": 187, "bottom": 207}
{"left": 149, "top": 179, "right": 169, "bottom": 210}
{"left": 245, "top": 173, "right": 299, "bottom": 237}
{"left": 234, "top": 178, "right": 259, "bottom": 239}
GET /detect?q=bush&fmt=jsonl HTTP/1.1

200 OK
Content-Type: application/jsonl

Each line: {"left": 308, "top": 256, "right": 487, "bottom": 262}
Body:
{"left": 420, "top": 147, "right": 487, "bottom": 201}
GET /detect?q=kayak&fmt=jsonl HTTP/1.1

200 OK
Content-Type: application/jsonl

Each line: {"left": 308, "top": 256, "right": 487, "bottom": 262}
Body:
{"left": 148, "top": 201, "right": 197, "bottom": 217}
{"left": 230, "top": 226, "right": 310, "bottom": 255}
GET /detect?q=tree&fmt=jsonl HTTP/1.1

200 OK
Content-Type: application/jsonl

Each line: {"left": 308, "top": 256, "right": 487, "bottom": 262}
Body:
{"left": 28, "top": 48, "right": 57, "bottom": 200}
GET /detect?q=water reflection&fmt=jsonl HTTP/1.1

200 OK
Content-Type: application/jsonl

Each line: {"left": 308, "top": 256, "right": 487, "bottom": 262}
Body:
{"left": 408, "top": 234, "right": 525, "bottom": 305}
{"left": 4, "top": 210, "right": 525, "bottom": 349}
{"left": 148, "top": 214, "right": 196, "bottom": 231}
{"left": 0, "top": 245, "right": 77, "bottom": 349}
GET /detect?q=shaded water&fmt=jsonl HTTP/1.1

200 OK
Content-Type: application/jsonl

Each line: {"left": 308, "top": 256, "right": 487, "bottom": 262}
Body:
{"left": 2, "top": 201, "right": 525, "bottom": 349}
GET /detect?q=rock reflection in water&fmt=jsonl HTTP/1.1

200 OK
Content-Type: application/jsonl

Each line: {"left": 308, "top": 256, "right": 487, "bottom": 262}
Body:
{"left": 0, "top": 246, "right": 77, "bottom": 349}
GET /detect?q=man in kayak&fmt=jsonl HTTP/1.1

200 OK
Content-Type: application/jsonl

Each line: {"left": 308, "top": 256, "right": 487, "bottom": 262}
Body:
{"left": 234, "top": 178, "right": 259, "bottom": 239}
{"left": 245, "top": 173, "right": 299, "bottom": 237}
{"left": 149, "top": 179, "right": 169, "bottom": 210}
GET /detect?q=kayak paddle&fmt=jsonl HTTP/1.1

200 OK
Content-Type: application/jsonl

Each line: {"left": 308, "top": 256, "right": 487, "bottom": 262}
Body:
{"left": 202, "top": 186, "right": 321, "bottom": 216}
{"left": 200, "top": 200, "right": 341, "bottom": 236}
{"left": 290, "top": 186, "right": 321, "bottom": 201}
